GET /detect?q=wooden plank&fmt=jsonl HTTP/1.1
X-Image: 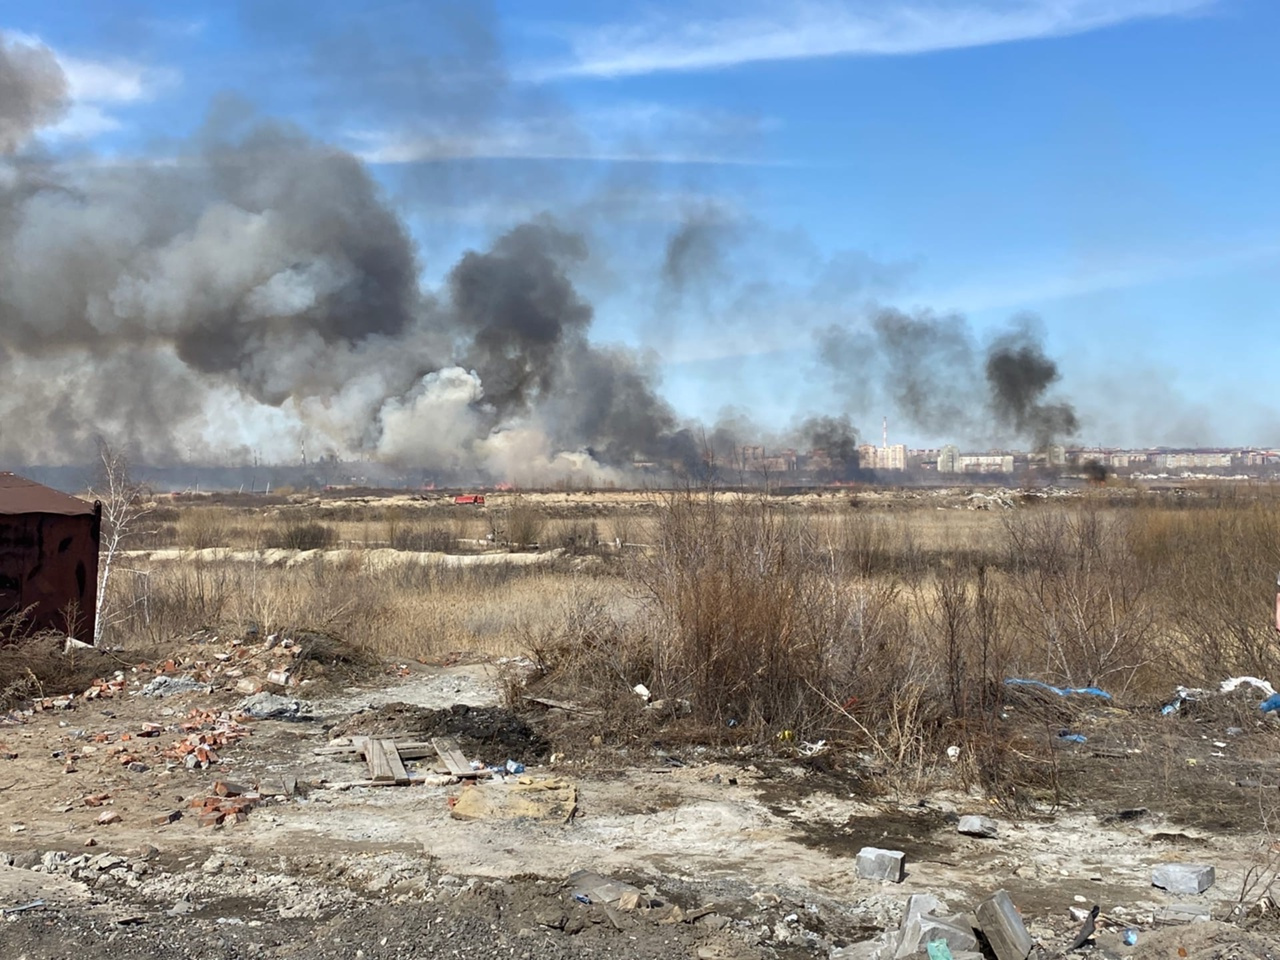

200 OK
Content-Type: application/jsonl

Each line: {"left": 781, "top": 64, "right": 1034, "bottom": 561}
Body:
{"left": 433, "top": 736, "right": 489, "bottom": 778}
{"left": 366, "top": 738, "right": 409, "bottom": 784}
{"left": 314, "top": 741, "right": 436, "bottom": 760}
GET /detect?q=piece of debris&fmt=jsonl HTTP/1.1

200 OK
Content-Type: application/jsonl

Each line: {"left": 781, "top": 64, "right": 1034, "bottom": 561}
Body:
{"left": 957, "top": 815, "right": 998, "bottom": 838}
{"left": 974, "top": 890, "right": 1034, "bottom": 960}
{"left": 449, "top": 777, "right": 577, "bottom": 822}
{"left": 150, "top": 810, "right": 182, "bottom": 826}
{"left": 235, "top": 692, "right": 310, "bottom": 720}
{"left": 190, "top": 793, "right": 258, "bottom": 827}
{"left": 1004, "top": 678, "right": 1111, "bottom": 699}
{"left": 1155, "top": 903, "right": 1212, "bottom": 924}
{"left": 1152, "top": 863, "right": 1215, "bottom": 894}
{"left": 1066, "top": 904, "right": 1099, "bottom": 950}
{"left": 567, "top": 870, "right": 651, "bottom": 909}
{"left": 855, "top": 847, "right": 906, "bottom": 883}
{"left": 432, "top": 736, "right": 489, "bottom": 780}
{"left": 141, "top": 676, "right": 213, "bottom": 698}
{"left": 2, "top": 899, "right": 46, "bottom": 915}
{"left": 354, "top": 737, "right": 410, "bottom": 784}
{"left": 896, "top": 912, "right": 979, "bottom": 957}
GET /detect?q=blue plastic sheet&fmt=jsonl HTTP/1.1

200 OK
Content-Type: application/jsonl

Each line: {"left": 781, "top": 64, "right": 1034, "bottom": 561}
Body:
{"left": 1004, "top": 678, "right": 1112, "bottom": 700}
{"left": 1260, "top": 693, "right": 1280, "bottom": 714}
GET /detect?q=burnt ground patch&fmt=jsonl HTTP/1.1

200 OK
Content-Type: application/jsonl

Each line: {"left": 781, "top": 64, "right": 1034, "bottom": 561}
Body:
{"left": 329, "top": 701, "right": 550, "bottom": 763}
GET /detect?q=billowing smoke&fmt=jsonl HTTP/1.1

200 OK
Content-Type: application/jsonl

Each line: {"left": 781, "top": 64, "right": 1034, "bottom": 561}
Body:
{"left": 985, "top": 324, "right": 1079, "bottom": 450}
{"left": 798, "top": 414, "right": 861, "bottom": 480}
{"left": 0, "top": 32, "right": 695, "bottom": 482}
{"left": 0, "top": 34, "right": 65, "bottom": 151}
{"left": 818, "top": 309, "right": 1077, "bottom": 451}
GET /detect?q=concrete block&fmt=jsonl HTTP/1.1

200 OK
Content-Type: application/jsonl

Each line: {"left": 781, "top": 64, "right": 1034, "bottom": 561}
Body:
{"left": 905, "top": 894, "right": 948, "bottom": 920}
{"left": 974, "top": 890, "right": 1033, "bottom": 960}
{"left": 1151, "top": 863, "right": 1215, "bottom": 895}
{"left": 957, "top": 815, "right": 998, "bottom": 838}
{"left": 894, "top": 914, "right": 978, "bottom": 958}
{"left": 856, "top": 847, "right": 906, "bottom": 883}
{"left": 1155, "top": 903, "right": 1212, "bottom": 925}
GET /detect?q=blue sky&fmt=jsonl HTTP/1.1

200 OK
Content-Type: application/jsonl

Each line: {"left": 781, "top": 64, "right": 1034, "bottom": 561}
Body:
{"left": 5, "top": 0, "right": 1278, "bottom": 449}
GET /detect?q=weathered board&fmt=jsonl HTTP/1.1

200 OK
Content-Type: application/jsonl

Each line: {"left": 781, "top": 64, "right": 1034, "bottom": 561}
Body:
{"left": 432, "top": 736, "right": 489, "bottom": 778}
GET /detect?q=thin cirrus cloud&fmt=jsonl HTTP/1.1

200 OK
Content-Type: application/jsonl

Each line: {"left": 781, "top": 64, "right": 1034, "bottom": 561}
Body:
{"left": 350, "top": 102, "right": 776, "bottom": 166}
{"left": 535, "top": 0, "right": 1218, "bottom": 80}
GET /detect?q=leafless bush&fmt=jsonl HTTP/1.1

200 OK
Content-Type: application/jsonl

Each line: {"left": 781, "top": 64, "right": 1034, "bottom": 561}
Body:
{"left": 505, "top": 498, "right": 545, "bottom": 549}
{"left": 178, "top": 508, "right": 230, "bottom": 549}
{"left": 389, "top": 522, "right": 455, "bottom": 553}
{"left": 265, "top": 517, "right": 338, "bottom": 550}
{"left": 1002, "top": 505, "right": 1158, "bottom": 692}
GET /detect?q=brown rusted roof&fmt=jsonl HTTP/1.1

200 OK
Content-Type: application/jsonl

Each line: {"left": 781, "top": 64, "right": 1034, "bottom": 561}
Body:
{"left": 0, "top": 473, "right": 97, "bottom": 517}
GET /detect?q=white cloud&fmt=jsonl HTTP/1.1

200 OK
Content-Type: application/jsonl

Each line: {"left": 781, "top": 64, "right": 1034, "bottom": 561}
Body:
{"left": 536, "top": 0, "right": 1216, "bottom": 79}
{"left": 350, "top": 102, "right": 775, "bottom": 166}
{"left": 45, "top": 103, "right": 122, "bottom": 139}
{"left": 919, "top": 238, "right": 1280, "bottom": 314}
{"left": 60, "top": 54, "right": 174, "bottom": 104}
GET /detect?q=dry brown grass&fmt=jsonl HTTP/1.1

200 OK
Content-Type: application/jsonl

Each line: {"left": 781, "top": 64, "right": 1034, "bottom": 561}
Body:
{"left": 32, "top": 485, "right": 1276, "bottom": 797}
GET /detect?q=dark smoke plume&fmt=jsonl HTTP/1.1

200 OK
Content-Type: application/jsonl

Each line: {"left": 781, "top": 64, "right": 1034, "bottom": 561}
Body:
{"left": 0, "top": 26, "right": 696, "bottom": 482}
{"left": 819, "top": 309, "right": 1078, "bottom": 451}
{"left": 985, "top": 322, "right": 1080, "bottom": 451}
{"left": 0, "top": 35, "right": 66, "bottom": 152}
{"left": 799, "top": 414, "right": 861, "bottom": 480}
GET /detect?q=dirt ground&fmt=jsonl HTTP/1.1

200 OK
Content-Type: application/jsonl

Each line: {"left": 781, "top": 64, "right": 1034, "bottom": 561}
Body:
{"left": 2, "top": 642, "right": 1279, "bottom": 959}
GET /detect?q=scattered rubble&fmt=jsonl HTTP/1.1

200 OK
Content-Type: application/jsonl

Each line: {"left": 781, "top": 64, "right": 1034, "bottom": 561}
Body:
{"left": 140, "top": 676, "right": 213, "bottom": 698}
{"left": 235, "top": 691, "right": 310, "bottom": 719}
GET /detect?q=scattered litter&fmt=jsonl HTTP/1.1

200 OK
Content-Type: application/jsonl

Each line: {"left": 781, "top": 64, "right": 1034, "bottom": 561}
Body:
{"left": 1057, "top": 731, "right": 1088, "bottom": 744}
{"left": 1221, "top": 676, "right": 1276, "bottom": 697}
{"left": 504, "top": 759, "right": 525, "bottom": 775}
{"left": 1123, "top": 928, "right": 1139, "bottom": 946}
{"left": 1005, "top": 678, "right": 1111, "bottom": 699}
{"left": 1260, "top": 694, "right": 1280, "bottom": 714}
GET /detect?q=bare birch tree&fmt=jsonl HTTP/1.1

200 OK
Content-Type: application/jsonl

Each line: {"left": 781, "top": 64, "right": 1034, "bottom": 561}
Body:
{"left": 88, "top": 444, "right": 151, "bottom": 646}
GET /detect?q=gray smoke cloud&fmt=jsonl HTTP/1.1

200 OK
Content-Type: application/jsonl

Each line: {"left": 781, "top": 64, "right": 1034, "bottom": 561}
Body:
{"left": 0, "top": 12, "right": 1089, "bottom": 484}
{"left": 0, "top": 35, "right": 66, "bottom": 152}
{"left": 798, "top": 414, "right": 861, "bottom": 480}
{"left": 0, "top": 28, "right": 697, "bottom": 482}
{"left": 819, "top": 309, "right": 1078, "bottom": 451}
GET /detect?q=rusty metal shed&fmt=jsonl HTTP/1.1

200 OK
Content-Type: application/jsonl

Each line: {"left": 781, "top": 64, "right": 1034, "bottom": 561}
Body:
{"left": 0, "top": 473, "right": 101, "bottom": 643}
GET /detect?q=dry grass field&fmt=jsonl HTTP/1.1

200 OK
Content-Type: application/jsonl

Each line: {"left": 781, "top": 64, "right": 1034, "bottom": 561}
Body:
{"left": 11, "top": 480, "right": 1280, "bottom": 798}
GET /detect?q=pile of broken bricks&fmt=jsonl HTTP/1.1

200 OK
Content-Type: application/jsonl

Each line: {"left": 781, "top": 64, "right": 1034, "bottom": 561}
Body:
{"left": 846, "top": 813, "right": 1221, "bottom": 957}
{"left": 161, "top": 710, "right": 250, "bottom": 770}
{"left": 189, "top": 781, "right": 259, "bottom": 828}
